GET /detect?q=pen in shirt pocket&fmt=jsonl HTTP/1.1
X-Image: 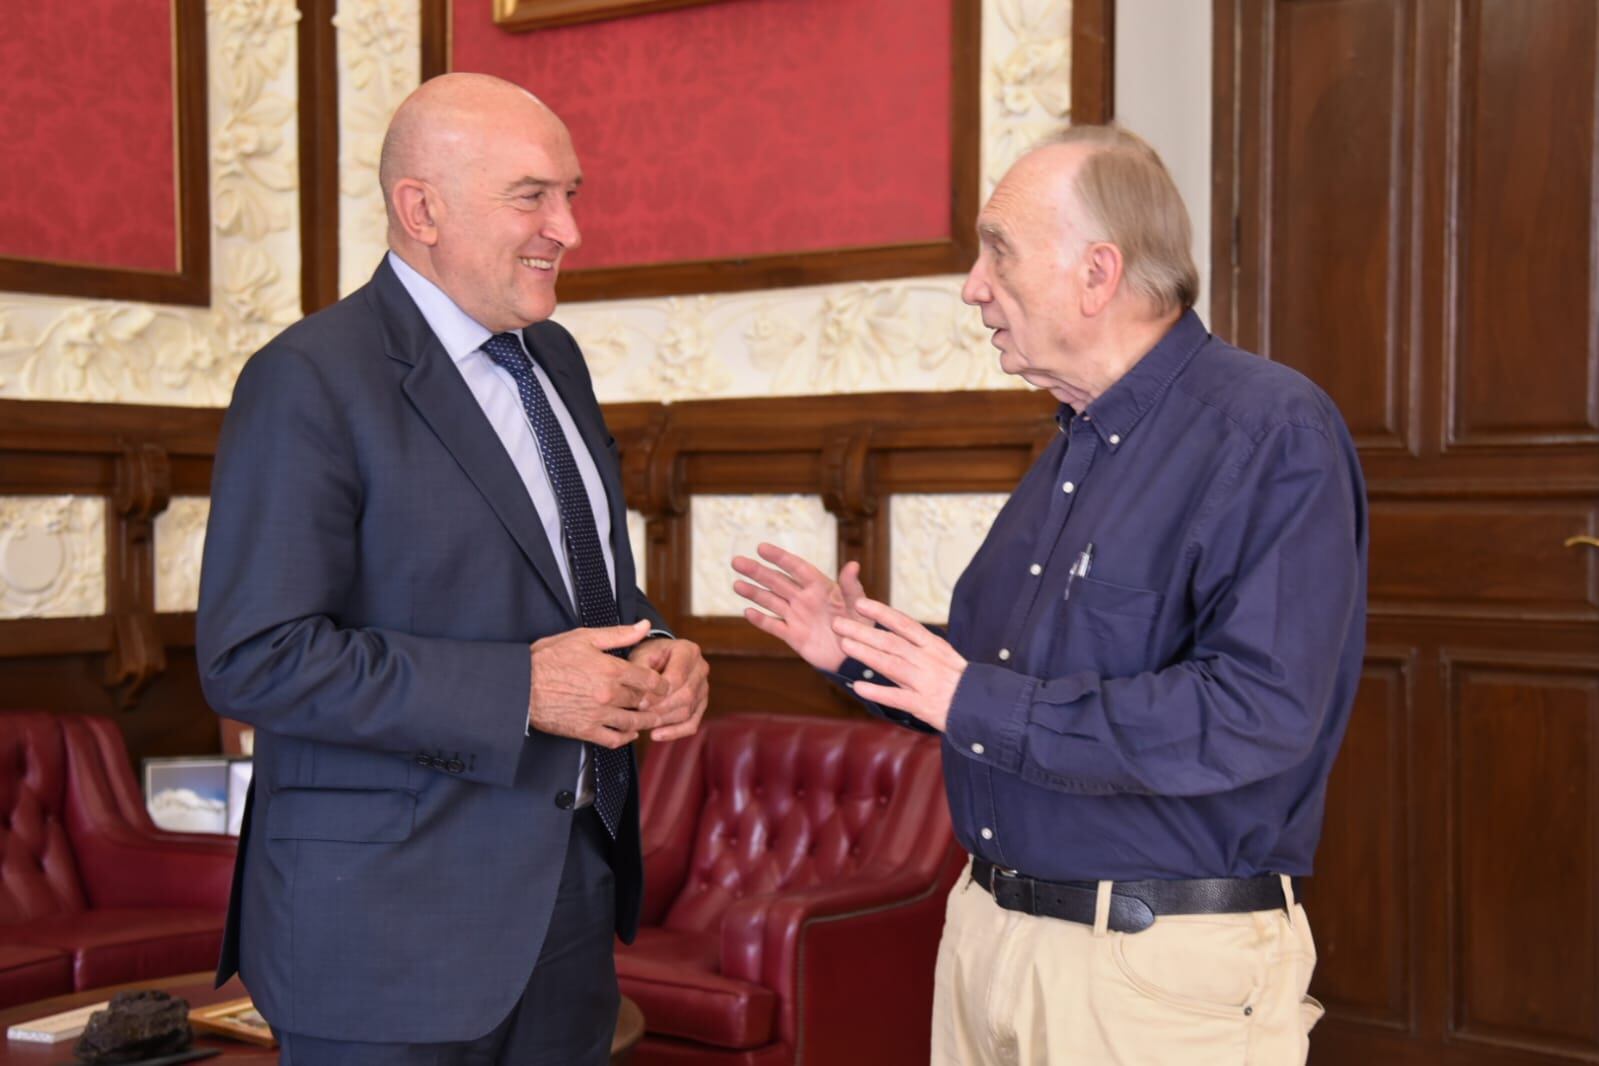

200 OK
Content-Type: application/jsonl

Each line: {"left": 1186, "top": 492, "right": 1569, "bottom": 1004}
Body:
{"left": 1064, "top": 542, "right": 1095, "bottom": 600}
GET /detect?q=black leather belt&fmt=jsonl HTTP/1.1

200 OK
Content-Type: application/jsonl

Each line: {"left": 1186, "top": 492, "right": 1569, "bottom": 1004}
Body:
{"left": 971, "top": 858, "right": 1288, "bottom": 934}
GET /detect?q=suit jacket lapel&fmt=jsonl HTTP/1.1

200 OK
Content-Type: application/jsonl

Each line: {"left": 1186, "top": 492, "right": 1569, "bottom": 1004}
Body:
{"left": 369, "top": 261, "right": 577, "bottom": 622}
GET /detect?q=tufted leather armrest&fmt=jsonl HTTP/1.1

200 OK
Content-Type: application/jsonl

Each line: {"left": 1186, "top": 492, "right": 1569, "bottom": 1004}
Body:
{"left": 636, "top": 730, "right": 707, "bottom": 927}
{"left": 59, "top": 716, "right": 235, "bottom": 910}
{"left": 719, "top": 867, "right": 944, "bottom": 986}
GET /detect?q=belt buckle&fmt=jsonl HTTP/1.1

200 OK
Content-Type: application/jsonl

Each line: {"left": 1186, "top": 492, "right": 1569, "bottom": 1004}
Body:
{"left": 989, "top": 865, "right": 1017, "bottom": 893}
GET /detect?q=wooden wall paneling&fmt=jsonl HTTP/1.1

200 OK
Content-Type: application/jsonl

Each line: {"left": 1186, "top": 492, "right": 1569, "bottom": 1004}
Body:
{"left": 1446, "top": 653, "right": 1599, "bottom": 1058}
{"left": 104, "top": 443, "right": 173, "bottom": 705}
{"left": 1210, "top": 0, "right": 1238, "bottom": 339}
{"left": 0, "top": 1, "right": 210, "bottom": 306}
{"left": 1301, "top": 646, "right": 1416, "bottom": 1033}
{"left": 1070, "top": 0, "right": 1116, "bottom": 125}
{"left": 1268, "top": 0, "right": 1413, "bottom": 453}
{"left": 0, "top": 400, "right": 223, "bottom": 766}
{"left": 1219, "top": 2, "right": 1599, "bottom": 1063}
{"left": 0, "top": 391, "right": 1057, "bottom": 756}
{"left": 1448, "top": 0, "right": 1599, "bottom": 450}
{"left": 299, "top": 0, "right": 342, "bottom": 315}
{"left": 1366, "top": 497, "right": 1599, "bottom": 620}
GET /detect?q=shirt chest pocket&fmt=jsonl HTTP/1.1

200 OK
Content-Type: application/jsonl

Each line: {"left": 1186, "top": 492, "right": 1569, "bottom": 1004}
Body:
{"left": 1046, "top": 575, "right": 1165, "bottom": 680}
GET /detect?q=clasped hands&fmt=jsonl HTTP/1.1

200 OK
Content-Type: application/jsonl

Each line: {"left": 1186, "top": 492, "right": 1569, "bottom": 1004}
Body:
{"left": 730, "top": 542, "right": 966, "bottom": 732}
{"left": 528, "top": 621, "right": 709, "bottom": 746}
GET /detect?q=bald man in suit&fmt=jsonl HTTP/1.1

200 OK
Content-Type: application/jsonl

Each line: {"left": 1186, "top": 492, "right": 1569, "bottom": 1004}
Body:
{"left": 197, "top": 74, "right": 708, "bottom": 1065}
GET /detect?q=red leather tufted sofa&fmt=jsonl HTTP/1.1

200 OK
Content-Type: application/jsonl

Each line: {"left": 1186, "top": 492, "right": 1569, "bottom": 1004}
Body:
{"left": 619, "top": 713, "right": 964, "bottom": 1065}
{"left": 0, "top": 711, "right": 236, "bottom": 1009}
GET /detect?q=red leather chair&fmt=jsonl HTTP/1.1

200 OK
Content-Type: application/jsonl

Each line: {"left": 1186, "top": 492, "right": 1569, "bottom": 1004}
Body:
{"left": 619, "top": 713, "right": 964, "bottom": 1066}
{"left": 0, "top": 711, "right": 236, "bottom": 1008}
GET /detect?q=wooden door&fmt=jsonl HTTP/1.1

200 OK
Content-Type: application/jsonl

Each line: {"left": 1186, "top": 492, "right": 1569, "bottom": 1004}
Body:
{"left": 1214, "top": 1, "right": 1599, "bottom": 1062}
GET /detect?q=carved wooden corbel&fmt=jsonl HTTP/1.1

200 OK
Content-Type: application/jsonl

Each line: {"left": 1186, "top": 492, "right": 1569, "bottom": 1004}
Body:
{"left": 104, "top": 442, "right": 173, "bottom": 707}
{"left": 821, "top": 427, "right": 884, "bottom": 588}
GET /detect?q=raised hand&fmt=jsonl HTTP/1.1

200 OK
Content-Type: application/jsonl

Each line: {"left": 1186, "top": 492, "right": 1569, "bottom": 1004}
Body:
{"left": 627, "top": 636, "right": 710, "bottom": 742}
{"left": 528, "top": 620, "right": 670, "bottom": 748}
{"left": 833, "top": 598, "right": 968, "bottom": 732}
{"left": 731, "top": 542, "right": 868, "bottom": 672}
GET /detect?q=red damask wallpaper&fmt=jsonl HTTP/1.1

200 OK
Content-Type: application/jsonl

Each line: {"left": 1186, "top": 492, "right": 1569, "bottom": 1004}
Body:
{"left": 452, "top": 0, "right": 954, "bottom": 270}
{"left": 0, "top": 0, "right": 179, "bottom": 273}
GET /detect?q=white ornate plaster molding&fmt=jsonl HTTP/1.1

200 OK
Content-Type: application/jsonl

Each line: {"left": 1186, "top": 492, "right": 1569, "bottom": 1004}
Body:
{"left": 0, "top": 497, "right": 107, "bottom": 620}
{"left": 335, "top": 0, "right": 421, "bottom": 297}
{"left": 154, "top": 497, "right": 211, "bottom": 614}
{"left": 0, "top": 0, "right": 302, "bottom": 405}
{"left": 888, "top": 493, "right": 1009, "bottom": 623}
{"left": 690, "top": 495, "right": 835, "bottom": 617}
{"left": 986, "top": 0, "right": 1074, "bottom": 189}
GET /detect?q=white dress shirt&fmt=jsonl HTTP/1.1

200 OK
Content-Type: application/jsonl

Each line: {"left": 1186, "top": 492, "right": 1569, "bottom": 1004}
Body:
{"left": 389, "top": 251, "right": 612, "bottom": 806}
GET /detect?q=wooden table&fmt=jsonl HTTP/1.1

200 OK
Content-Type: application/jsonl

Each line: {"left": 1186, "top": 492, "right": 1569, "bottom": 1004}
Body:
{"left": 0, "top": 974, "right": 643, "bottom": 1064}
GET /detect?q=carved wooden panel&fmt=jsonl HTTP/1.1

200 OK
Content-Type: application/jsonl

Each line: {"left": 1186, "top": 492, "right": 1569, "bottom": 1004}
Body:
{"left": 1304, "top": 648, "right": 1414, "bottom": 1031}
{"left": 1219, "top": 4, "right": 1599, "bottom": 1063}
{"left": 1449, "top": 0, "right": 1599, "bottom": 448}
{"left": 1448, "top": 656, "right": 1599, "bottom": 1056}
{"left": 1266, "top": 0, "right": 1412, "bottom": 452}
{"left": 1368, "top": 500, "right": 1598, "bottom": 618}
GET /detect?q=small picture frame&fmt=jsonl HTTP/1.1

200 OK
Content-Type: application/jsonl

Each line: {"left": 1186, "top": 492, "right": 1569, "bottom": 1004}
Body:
{"left": 189, "top": 998, "right": 277, "bottom": 1048}
{"left": 492, "top": 0, "right": 731, "bottom": 31}
{"left": 143, "top": 757, "right": 231, "bottom": 834}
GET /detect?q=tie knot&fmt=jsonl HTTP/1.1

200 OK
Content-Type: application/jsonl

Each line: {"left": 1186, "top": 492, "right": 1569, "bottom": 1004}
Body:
{"left": 482, "top": 332, "right": 528, "bottom": 371}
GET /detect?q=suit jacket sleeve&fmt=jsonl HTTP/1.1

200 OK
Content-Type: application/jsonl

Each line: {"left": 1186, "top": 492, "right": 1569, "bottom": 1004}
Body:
{"left": 197, "top": 341, "right": 532, "bottom": 787}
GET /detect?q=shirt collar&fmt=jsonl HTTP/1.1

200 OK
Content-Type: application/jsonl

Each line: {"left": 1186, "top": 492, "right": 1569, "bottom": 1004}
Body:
{"left": 1076, "top": 308, "right": 1211, "bottom": 449}
{"left": 387, "top": 251, "right": 520, "bottom": 364}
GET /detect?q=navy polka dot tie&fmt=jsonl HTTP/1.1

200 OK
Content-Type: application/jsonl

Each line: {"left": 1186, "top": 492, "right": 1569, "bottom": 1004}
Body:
{"left": 483, "top": 332, "right": 631, "bottom": 838}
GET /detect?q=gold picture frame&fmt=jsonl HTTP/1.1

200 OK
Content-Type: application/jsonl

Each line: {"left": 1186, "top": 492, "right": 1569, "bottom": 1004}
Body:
{"left": 492, "top": 0, "right": 732, "bottom": 32}
{"left": 188, "top": 998, "right": 277, "bottom": 1048}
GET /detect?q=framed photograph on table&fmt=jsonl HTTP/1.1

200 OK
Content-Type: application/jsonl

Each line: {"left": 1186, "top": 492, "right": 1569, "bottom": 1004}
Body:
{"left": 142, "top": 757, "right": 230, "bottom": 834}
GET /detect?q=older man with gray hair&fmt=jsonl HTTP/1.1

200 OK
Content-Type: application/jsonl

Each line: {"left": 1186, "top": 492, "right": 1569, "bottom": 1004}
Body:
{"left": 732, "top": 125, "right": 1365, "bottom": 1064}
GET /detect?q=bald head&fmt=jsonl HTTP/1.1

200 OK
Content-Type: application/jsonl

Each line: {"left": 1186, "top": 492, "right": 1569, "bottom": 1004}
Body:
{"left": 379, "top": 73, "right": 568, "bottom": 224}
{"left": 379, "top": 72, "right": 584, "bottom": 331}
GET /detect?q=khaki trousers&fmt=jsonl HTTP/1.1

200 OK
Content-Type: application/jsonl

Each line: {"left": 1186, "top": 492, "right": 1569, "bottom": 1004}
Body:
{"left": 931, "top": 862, "right": 1324, "bottom": 1065}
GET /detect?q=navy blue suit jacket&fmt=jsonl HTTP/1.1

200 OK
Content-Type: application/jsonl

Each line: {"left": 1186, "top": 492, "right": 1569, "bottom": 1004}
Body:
{"left": 196, "top": 259, "right": 659, "bottom": 1042}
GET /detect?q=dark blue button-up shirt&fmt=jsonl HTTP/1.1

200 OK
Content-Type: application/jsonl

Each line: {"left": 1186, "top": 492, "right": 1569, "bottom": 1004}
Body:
{"left": 840, "top": 310, "right": 1367, "bottom": 881}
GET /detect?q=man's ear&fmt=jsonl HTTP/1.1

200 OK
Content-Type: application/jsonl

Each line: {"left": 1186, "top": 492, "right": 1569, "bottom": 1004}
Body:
{"left": 391, "top": 179, "right": 441, "bottom": 246}
{"left": 1080, "top": 242, "right": 1124, "bottom": 317}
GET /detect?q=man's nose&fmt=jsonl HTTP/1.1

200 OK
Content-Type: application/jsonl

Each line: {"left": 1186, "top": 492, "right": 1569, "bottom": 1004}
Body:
{"left": 961, "top": 261, "right": 990, "bottom": 306}
{"left": 544, "top": 197, "right": 581, "bottom": 250}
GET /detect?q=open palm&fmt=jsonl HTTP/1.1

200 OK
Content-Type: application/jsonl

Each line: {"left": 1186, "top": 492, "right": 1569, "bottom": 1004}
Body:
{"left": 731, "top": 542, "right": 868, "bottom": 672}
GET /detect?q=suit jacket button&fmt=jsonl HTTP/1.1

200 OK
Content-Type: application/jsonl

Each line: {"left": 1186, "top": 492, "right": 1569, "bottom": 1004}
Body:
{"left": 555, "top": 790, "right": 575, "bottom": 810}
{"left": 415, "top": 754, "right": 435, "bottom": 769}
{"left": 446, "top": 759, "right": 465, "bottom": 774}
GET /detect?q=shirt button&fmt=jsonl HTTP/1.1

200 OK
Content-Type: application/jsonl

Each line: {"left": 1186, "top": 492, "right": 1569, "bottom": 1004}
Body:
{"left": 998, "top": 648, "right": 1011, "bottom": 661}
{"left": 1109, "top": 433, "right": 1122, "bottom": 445}
{"left": 971, "top": 742, "right": 985, "bottom": 755}
{"left": 980, "top": 827, "right": 994, "bottom": 840}
{"left": 861, "top": 668, "right": 874, "bottom": 680}
{"left": 1062, "top": 481, "right": 1075, "bottom": 494}
{"left": 1028, "top": 563, "right": 1042, "bottom": 576}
